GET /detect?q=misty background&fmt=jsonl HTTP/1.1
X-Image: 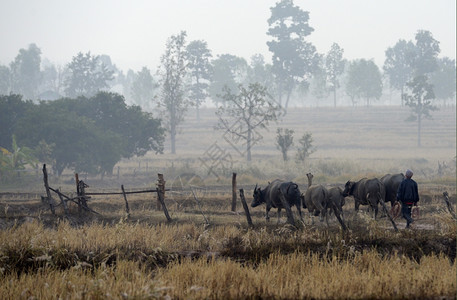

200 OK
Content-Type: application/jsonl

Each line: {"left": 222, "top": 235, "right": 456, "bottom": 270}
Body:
{"left": 0, "top": 0, "right": 455, "bottom": 107}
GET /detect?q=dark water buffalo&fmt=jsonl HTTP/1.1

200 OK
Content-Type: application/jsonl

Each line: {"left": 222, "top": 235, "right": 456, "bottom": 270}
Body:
{"left": 251, "top": 179, "right": 303, "bottom": 223}
{"left": 380, "top": 173, "right": 404, "bottom": 206}
{"left": 343, "top": 178, "right": 386, "bottom": 219}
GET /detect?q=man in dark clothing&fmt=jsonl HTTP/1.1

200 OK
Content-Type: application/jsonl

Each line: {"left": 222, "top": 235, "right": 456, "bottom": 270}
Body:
{"left": 396, "top": 169, "right": 419, "bottom": 228}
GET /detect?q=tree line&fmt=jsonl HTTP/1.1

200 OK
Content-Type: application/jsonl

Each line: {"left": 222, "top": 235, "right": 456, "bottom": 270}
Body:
{"left": 1, "top": 1, "right": 454, "bottom": 109}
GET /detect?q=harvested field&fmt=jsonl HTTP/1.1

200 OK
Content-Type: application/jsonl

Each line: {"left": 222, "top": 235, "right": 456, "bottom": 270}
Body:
{"left": 1, "top": 106, "right": 455, "bottom": 299}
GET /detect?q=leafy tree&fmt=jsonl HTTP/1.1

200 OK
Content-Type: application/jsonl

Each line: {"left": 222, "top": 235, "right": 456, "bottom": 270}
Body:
{"left": 346, "top": 59, "right": 382, "bottom": 106}
{"left": 14, "top": 92, "right": 164, "bottom": 176}
{"left": 158, "top": 31, "right": 189, "bottom": 154}
{"left": 209, "top": 54, "right": 247, "bottom": 106}
{"left": 186, "top": 40, "right": 212, "bottom": 120}
{"left": 0, "top": 65, "right": 11, "bottom": 95}
{"left": 383, "top": 39, "right": 416, "bottom": 105}
{"left": 57, "top": 92, "right": 165, "bottom": 159}
{"left": 429, "top": 57, "right": 456, "bottom": 106}
{"left": 15, "top": 101, "right": 109, "bottom": 176}
{"left": 402, "top": 75, "right": 437, "bottom": 147}
{"left": 295, "top": 132, "right": 315, "bottom": 165}
{"left": 215, "top": 83, "right": 281, "bottom": 161}
{"left": 64, "top": 52, "right": 114, "bottom": 98}
{"left": 325, "top": 43, "right": 345, "bottom": 107}
{"left": 131, "top": 66, "right": 157, "bottom": 111}
{"left": 0, "top": 94, "right": 33, "bottom": 149}
{"left": 412, "top": 30, "right": 440, "bottom": 76}
{"left": 267, "top": 0, "right": 318, "bottom": 110}
{"left": 276, "top": 128, "right": 294, "bottom": 161}
{"left": 9, "top": 43, "right": 42, "bottom": 100}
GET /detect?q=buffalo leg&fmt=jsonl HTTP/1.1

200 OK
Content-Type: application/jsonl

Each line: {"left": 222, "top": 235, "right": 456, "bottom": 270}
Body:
{"left": 296, "top": 205, "right": 304, "bottom": 222}
{"left": 332, "top": 203, "right": 347, "bottom": 231}
{"left": 378, "top": 196, "right": 399, "bottom": 232}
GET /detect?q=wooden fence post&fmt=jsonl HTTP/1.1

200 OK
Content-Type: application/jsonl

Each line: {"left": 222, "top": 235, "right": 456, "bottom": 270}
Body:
{"left": 76, "top": 177, "right": 89, "bottom": 215}
{"left": 75, "top": 173, "right": 81, "bottom": 214}
{"left": 42, "top": 164, "right": 55, "bottom": 215}
{"left": 121, "top": 185, "right": 130, "bottom": 218}
{"left": 56, "top": 188, "right": 69, "bottom": 217}
{"left": 157, "top": 173, "right": 172, "bottom": 222}
{"left": 239, "top": 189, "right": 253, "bottom": 227}
{"left": 231, "top": 173, "right": 237, "bottom": 212}
{"left": 156, "top": 174, "right": 165, "bottom": 210}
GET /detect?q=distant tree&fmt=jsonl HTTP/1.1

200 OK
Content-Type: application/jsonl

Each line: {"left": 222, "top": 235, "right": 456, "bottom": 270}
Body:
{"left": 412, "top": 30, "right": 440, "bottom": 76}
{"left": 266, "top": 0, "right": 319, "bottom": 110}
{"left": 325, "top": 43, "right": 345, "bottom": 107}
{"left": 0, "top": 94, "right": 33, "bottom": 149}
{"left": 275, "top": 128, "right": 294, "bottom": 161}
{"left": 0, "top": 65, "right": 11, "bottom": 95}
{"left": 310, "top": 54, "right": 329, "bottom": 105}
{"left": 247, "top": 54, "right": 275, "bottom": 88}
{"left": 346, "top": 59, "right": 382, "bottom": 106}
{"left": 429, "top": 57, "right": 456, "bottom": 106}
{"left": 383, "top": 39, "right": 416, "bottom": 105}
{"left": 64, "top": 52, "right": 114, "bottom": 98}
{"left": 402, "top": 75, "right": 437, "bottom": 147}
{"left": 131, "top": 66, "right": 157, "bottom": 111}
{"left": 216, "top": 83, "right": 281, "bottom": 161}
{"left": 209, "top": 54, "right": 247, "bottom": 106}
{"left": 9, "top": 43, "right": 42, "bottom": 100}
{"left": 121, "top": 69, "right": 136, "bottom": 104}
{"left": 158, "top": 31, "right": 189, "bottom": 154}
{"left": 295, "top": 132, "right": 315, "bottom": 165}
{"left": 186, "top": 40, "right": 212, "bottom": 120}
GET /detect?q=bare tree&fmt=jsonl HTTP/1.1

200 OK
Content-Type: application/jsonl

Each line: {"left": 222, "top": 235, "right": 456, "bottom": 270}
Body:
{"left": 402, "top": 75, "right": 437, "bottom": 147}
{"left": 216, "top": 83, "right": 281, "bottom": 161}
{"left": 295, "top": 132, "right": 315, "bottom": 166}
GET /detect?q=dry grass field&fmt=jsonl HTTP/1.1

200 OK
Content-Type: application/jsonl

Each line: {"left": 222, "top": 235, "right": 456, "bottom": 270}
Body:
{"left": 0, "top": 105, "right": 456, "bottom": 299}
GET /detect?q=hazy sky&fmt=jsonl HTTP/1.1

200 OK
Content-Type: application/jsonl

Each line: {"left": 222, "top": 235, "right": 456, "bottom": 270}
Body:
{"left": 1, "top": 0, "right": 455, "bottom": 72}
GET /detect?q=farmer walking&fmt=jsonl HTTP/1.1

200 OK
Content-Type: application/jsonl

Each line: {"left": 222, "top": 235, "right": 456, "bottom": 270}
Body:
{"left": 396, "top": 169, "right": 419, "bottom": 229}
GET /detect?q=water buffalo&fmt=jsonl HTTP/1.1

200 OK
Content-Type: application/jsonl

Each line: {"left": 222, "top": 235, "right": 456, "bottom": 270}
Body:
{"left": 251, "top": 179, "right": 303, "bottom": 223}
{"left": 343, "top": 178, "right": 385, "bottom": 219}
{"left": 326, "top": 186, "right": 348, "bottom": 230}
{"left": 328, "top": 186, "right": 346, "bottom": 220}
{"left": 303, "top": 173, "right": 328, "bottom": 223}
{"left": 380, "top": 173, "right": 404, "bottom": 206}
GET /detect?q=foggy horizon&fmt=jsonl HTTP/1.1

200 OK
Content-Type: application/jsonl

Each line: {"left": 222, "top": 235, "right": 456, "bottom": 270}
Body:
{"left": 1, "top": 0, "right": 455, "bottom": 72}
